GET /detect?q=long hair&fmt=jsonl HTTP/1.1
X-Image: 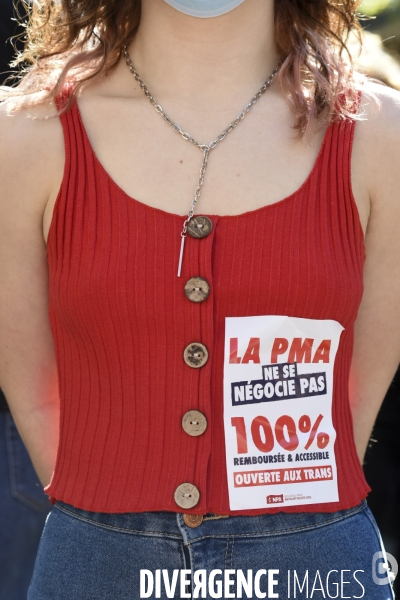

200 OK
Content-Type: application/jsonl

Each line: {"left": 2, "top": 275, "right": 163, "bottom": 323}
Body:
{"left": 1, "top": 0, "right": 364, "bottom": 134}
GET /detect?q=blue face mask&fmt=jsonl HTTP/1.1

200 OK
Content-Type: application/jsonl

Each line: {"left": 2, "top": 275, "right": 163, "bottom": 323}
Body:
{"left": 163, "top": 0, "right": 245, "bottom": 18}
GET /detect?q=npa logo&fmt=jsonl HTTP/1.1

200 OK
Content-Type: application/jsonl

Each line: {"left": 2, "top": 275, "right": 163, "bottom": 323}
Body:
{"left": 266, "top": 494, "right": 284, "bottom": 504}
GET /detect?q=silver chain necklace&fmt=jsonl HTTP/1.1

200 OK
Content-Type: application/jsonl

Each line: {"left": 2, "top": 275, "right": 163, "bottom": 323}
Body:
{"left": 123, "top": 45, "right": 279, "bottom": 277}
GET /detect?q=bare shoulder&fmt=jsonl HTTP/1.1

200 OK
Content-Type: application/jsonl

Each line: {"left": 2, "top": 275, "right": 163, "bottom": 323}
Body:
{"left": 356, "top": 82, "right": 400, "bottom": 179}
{"left": 358, "top": 81, "right": 400, "bottom": 138}
{"left": 352, "top": 81, "right": 400, "bottom": 222}
{"left": 0, "top": 96, "right": 64, "bottom": 220}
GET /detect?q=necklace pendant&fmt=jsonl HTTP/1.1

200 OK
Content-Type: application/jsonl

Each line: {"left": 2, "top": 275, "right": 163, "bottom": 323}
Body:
{"left": 177, "top": 235, "right": 186, "bottom": 277}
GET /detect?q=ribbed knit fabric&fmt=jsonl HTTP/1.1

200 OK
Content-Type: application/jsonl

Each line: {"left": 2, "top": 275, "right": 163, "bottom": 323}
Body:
{"left": 44, "top": 89, "right": 371, "bottom": 514}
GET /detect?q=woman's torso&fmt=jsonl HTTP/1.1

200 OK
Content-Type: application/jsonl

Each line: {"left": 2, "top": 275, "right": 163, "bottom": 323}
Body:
{"left": 41, "top": 78, "right": 371, "bottom": 515}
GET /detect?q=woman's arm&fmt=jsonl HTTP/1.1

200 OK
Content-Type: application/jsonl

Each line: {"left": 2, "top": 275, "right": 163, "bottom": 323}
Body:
{"left": 350, "top": 83, "right": 400, "bottom": 464}
{"left": 0, "top": 100, "right": 64, "bottom": 487}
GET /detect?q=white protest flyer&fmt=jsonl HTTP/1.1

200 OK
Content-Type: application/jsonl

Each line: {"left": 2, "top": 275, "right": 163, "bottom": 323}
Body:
{"left": 223, "top": 315, "right": 344, "bottom": 511}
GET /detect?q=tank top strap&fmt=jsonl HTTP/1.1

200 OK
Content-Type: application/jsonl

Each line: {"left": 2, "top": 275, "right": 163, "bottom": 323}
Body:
{"left": 54, "top": 82, "right": 91, "bottom": 177}
{"left": 318, "top": 89, "right": 365, "bottom": 260}
{"left": 48, "top": 84, "right": 94, "bottom": 254}
{"left": 335, "top": 90, "right": 361, "bottom": 193}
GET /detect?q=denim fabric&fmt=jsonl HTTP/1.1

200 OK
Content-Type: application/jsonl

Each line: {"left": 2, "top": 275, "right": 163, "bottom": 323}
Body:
{"left": 0, "top": 411, "right": 52, "bottom": 600}
{"left": 28, "top": 498, "right": 395, "bottom": 599}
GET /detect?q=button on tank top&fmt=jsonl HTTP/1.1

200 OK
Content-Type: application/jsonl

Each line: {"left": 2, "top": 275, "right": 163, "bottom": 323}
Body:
{"left": 43, "top": 87, "right": 371, "bottom": 515}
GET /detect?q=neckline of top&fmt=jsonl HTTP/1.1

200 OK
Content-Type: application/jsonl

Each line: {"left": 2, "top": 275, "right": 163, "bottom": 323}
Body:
{"left": 73, "top": 98, "right": 334, "bottom": 222}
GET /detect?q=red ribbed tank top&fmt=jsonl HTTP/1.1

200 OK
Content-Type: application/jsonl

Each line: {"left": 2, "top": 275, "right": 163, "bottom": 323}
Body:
{"left": 43, "top": 88, "right": 371, "bottom": 515}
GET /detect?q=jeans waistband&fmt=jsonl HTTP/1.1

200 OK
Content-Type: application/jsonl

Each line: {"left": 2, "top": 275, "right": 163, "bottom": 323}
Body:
{"left": 54, "top": 499, "right": 367, "bottom": 543}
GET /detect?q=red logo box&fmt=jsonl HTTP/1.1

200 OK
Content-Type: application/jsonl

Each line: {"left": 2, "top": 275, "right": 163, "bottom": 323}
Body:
{"left": 266, "top": 494, "right": 284, "bottom": 504}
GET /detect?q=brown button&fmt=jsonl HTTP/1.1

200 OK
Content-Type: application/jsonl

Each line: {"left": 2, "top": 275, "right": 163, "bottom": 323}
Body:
{"left": 174, "top": 483, "right": 200, "bottom": 509}
{"left": 182, "top": 410, "right": 208, "bottom": 436}
{"left": 184, "top": 277, "right": 210, "bottom": 303}
{"left": 183, "top": 513, "right": 204, "bottom": 528}
{"left": 183, "top": 343, "right": 209, "bottom": 368}
{"left": 187, "top": 216, "right": 213, "bottom": 239}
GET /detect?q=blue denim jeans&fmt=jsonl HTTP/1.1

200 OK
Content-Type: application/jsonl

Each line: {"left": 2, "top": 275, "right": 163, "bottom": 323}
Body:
{"left": 0, "top": 411, "right": 52, "bottom": 600}
{"left": 28, "top": 498, "right": 395, "bottom": 599}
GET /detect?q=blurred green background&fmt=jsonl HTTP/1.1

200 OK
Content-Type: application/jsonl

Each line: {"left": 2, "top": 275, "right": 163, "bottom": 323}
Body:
{"left": 361, "top": 0, "right": 400, "bottom": 53}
